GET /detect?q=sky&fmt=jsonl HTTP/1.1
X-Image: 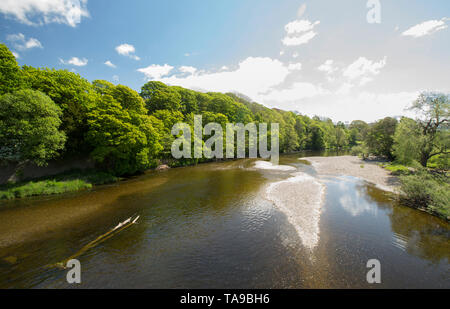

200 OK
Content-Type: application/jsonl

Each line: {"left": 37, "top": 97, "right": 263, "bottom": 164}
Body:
{"left": 0, "top": 0, "right": 449, "bottom": 122}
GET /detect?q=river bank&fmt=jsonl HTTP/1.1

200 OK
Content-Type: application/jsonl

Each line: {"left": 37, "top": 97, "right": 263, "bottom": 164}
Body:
{"left": 303, "top": 155, "right": 400, "bottom": 193}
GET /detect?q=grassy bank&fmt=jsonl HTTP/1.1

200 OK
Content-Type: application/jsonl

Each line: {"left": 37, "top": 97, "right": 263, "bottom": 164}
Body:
{"left": 381, "top": 162, "right": 449, "bottom": 220}
{"left": 0, "top": 169, "right": 119, "bottom": 200}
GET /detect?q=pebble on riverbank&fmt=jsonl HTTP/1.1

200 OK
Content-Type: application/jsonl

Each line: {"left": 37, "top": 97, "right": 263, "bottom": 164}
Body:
{"left": 303, "top": 156, "right": 400, "bottom": 193}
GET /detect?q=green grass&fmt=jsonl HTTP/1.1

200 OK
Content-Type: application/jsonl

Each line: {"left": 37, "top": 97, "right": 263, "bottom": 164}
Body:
{"left": 383, "top": 163, "right": 412, "bottom": 175}
{"left": 0, "top": 169, "right": 119, "bottom": 200}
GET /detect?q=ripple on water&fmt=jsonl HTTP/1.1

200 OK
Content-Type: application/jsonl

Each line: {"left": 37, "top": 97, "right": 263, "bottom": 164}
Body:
{"left": 264, "top": 172, "right": 325, "bottom": 250}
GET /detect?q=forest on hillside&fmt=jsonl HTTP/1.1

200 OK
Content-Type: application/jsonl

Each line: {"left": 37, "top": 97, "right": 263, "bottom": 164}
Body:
{"left": 0, "top": 42, "right": 449, "bottom": 217}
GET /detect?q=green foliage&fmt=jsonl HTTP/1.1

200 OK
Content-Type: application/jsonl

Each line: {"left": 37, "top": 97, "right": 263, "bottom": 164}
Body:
{"left": 0, "top": 89, "right": 66, "bottom": 166}
{"left": 383, "top": 163, "right": 412, "bottom": 175}
{"left": 0, "top": 43, "right": 23, "bottom": 95}
{"left": 399, "top": 170, "right": 450, "bottom": 219}
{"left": 0, "top": 179, "right": 92, "bottom": 199}
{"left": 350, "top": 144, "right": 369, "bottom": 159}
{"left": 140, "top": 81, "right": 182, "bottom": 113}
{"left": 0, "top": 169, "right": 118, "bottom": 200}
{"left": 392, "top": 117, "right": 422, "bottom": 165}
{"left": 307, "top": 124, "right": 326, "bottom": 150}
{"left": 400, "top": 93, "right": 450, "bottom": 167}
{"left": 22, "top": 66, "right": 97, "bottom": 151}
{"left": 86, "top": 94, "right": 162, "bottom": 175}
{"left": 365, "top": 117, "right": 397, "bottom": 159}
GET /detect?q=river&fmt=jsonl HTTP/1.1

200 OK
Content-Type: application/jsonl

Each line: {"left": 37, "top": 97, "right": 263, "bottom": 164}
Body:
{"left": 0, "top": 153, "right": 448, "bottom": 288}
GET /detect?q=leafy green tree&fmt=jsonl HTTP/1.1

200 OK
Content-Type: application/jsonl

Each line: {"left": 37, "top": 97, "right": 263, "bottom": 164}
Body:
{"left": 140, "top": 81, "right": 182, "bottom": 113}
{"left": 86, "top": 94, "right": 162, "bottom": 175}
{"left": 349, "top": 120, "right": 369, "bottom": 145}
{"left": 172, "top": 86, "right": 198, "bottom": 114}
{"left": 22, "top": 66, "right": 97, "bottom": 152}
{"left": 307, "top": 124, "right": 326, "bottom": 150}
{"left": 0, "top": 89, "right": 66, "bottom": 166}
{"left": 392, "top": 118, "right": 423, "bottom": 165}
{"left": 0, "top": 43, "right": 23, "bottom": 95}
{"left": 395, "top": 93, "right": 449, "bottom": 167}
{"left": 334, "top": 127, "right": 348, "bottom": 149}
{"left": 365, "top": 117, "right": 398, "bottom": 159}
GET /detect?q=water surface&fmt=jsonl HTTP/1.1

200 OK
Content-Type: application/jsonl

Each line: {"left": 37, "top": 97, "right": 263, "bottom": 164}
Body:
{"left": 0, "top": 154, "right": 448, "bottom": 288}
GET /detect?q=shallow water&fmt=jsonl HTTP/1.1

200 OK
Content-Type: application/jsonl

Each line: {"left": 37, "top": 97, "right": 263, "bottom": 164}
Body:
{"left": 0, "top": 153, "right": 448, "bottom": 288}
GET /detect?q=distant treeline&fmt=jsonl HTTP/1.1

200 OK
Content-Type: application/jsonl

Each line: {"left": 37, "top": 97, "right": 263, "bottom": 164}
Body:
{"left": 0, "top": 43, "right": 448, "bottom": 177}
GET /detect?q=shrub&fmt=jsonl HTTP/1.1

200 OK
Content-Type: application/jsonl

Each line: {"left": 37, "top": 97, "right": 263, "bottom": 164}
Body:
{"left": 350, "top": 145, "right": 369, "bottom": 159}
{"left": 399, "top": 170, "right": 450, "bottom": 219}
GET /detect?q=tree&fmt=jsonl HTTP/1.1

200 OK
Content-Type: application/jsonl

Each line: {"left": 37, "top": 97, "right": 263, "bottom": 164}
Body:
{"left": 334, "top": 127, "right": 348, "bottom": 149}
{"left": 398, "top": 92, "right": 449, "bottom": 167}
{"left": 172, "top": 86, "right": 198, "bottom": 114}
{"left": 22, "top": 66, "right": 97, "bottom": 152}
{"left": 86, "top": 94, "right": 162, "bottom": 175}
{"left": 93, "top": 80, "right": 148, "bottom": 114}
{"left": 365, "top": 117, "right": 397, "bottom": 159}
{"left": 307, "top": 124, "right": 326, "bottom": 150}
{"left": 349, "top": 120, "right": 369, "bottom": 142}
{"left": 140, "top": 81, "right": 181, "bottom": 113}
{"left": 0, "top": 43, "right": 23, "bottom": 95}
{"left": 0, "top": 89, "right": 66, "bottom": 166}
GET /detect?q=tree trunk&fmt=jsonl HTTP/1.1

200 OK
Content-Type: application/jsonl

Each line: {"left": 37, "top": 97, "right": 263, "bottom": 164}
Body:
{"left": 419, "top": 153, "right": 429, "bottom": 167}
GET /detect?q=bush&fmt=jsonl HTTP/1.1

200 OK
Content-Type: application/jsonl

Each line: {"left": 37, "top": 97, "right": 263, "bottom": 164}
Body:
{"left": 399, "top": 170, "right": 450, "bottom": 219}
{"left": 350, "top": 145, "right": 369, "bottom": 159}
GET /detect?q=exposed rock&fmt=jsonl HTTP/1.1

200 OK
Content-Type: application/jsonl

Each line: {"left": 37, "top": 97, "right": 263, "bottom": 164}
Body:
{"left": 156, "top": 164, "right": 170, "bottom": 171}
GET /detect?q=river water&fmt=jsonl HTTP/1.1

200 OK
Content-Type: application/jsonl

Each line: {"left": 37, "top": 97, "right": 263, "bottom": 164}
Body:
{"left": 0, "top": 154, "right": 448, "bottom": 288}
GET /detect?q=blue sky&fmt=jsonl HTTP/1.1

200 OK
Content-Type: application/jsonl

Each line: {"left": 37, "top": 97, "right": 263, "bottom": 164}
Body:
{"left": 1, "top": 0, "right": 449, "bottom": 122}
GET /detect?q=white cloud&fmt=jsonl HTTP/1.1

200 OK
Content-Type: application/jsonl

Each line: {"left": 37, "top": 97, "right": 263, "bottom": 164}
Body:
{"left": 12, "top": 51, "right": 19, "bottom": 59}
{"left": 7, "top": 33, "right": 42, "bottom": 50}
{"left": 282, "top": 31, "right": 317, "bottom": 46}
{"left": 115, "top": 43, "right": 140, "bottom": 60}
{"left": 104, "top": 60, "right": 116, "bottom": 68}
{"left": 179, "top": 66, "right": 197, "bottom": 75}
{"left": 0, "top": 0, "right": 89, "bottom": 27}
{"left": 137, "top": 64, "right": 174, "bottom": 80}
{"left": 282, "top": 19, "right": 320, "bottom": 46}
{"left": 285, "top": 20, "right": 319, "bottom": 34}
{"left": 318, "top": 59, "right": 337, "bottom": 74}
{"left": 268, "top": 91, "right": 419, "bottom": 123}
{"left": 60, "top": 56, "right": 88, "bottom": 66}
{"left": 343, "top": 56, "right": 387, "bottom": 81}
{"left": 325, "top": 91, "right": 419, "bottom": 122}
{"left": 288, "top": 62, "right": 302, "bottom": 71}
{"left": 336, "top": 83, "right": 354, "bottom": 95}
{"left": 151, "top": 57, "right": 290, "bottom": 100}
{"left": 261, "top": 82, "right": 326, "bottom": 102}
{"left": 112, "top": 75, "right": 119, "bottom": 82}
{"left": 402, "top": 19, "right": 448, "bottom": 38}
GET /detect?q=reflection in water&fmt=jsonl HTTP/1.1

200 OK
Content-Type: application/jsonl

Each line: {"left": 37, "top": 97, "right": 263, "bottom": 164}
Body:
{"left": 0, "top": 154, "right": 448, "bottom": 288}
